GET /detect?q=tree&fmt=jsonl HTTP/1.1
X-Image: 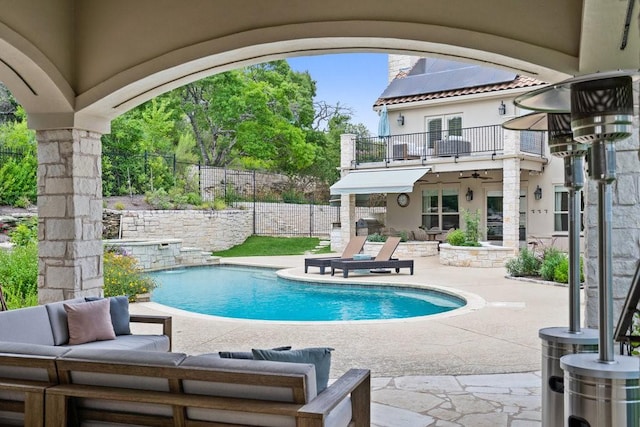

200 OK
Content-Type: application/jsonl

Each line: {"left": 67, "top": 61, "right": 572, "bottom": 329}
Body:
{"left": 0, "top": 83, "right": 19, "bottom": 125}
{"left": 174, "top": 60, "right": 318, "bottom": 175}
{"left": 0, "top": 107, "right": 37, "bottom": 206}
{"left": 101, "top": 97, "right": 181, "bottom": 196}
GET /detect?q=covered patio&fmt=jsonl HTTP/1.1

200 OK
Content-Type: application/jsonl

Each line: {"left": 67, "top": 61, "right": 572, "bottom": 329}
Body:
{"left": 0, "top": 0, "right": 637, "bottom": 331}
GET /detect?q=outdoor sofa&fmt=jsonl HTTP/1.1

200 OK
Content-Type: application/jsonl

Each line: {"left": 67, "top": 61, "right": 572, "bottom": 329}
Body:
{"left": 0, "top": 297, "right": 371, "bottom": 426}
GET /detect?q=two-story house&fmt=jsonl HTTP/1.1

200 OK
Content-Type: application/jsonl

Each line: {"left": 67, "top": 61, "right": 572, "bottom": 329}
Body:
{"left": 331, "top": 56, "right": 577, "bottom": 253}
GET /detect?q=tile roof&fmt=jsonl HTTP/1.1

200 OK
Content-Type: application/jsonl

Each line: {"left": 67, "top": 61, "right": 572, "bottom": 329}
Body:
{"left": 375, "top": 61, "right": 546, "bottom": 108}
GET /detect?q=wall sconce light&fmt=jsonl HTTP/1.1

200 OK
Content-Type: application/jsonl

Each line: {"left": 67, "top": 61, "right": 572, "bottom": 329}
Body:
{"left": 465, "top": 187, "right": 473, "bottom": 202}
{"left": 534, "top": 185, "right": 542, "bottom": 200}
{"left": 397, "top": 114, "right": 405, "bottom": 126}
{"left": 498, "top": 101, "right": 506, "bottom": 116}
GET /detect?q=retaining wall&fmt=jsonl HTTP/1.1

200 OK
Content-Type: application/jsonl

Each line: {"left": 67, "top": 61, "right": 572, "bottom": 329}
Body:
{"left": 117, "top": 209, "right": 253, "bottom": 252}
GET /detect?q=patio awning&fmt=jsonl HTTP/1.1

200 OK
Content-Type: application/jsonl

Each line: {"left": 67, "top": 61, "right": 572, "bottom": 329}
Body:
{"left": 330, "top": 168, "right": 430, "bottom": 195}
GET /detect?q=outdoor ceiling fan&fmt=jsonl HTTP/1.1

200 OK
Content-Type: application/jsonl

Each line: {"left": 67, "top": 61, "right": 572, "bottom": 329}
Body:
{"left": 459, "top": 171, "right": 490, "bottom": 180}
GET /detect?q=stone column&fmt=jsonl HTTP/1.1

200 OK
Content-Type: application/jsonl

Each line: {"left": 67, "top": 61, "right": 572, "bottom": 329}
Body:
{"left": 501, "top": 129, "right": 520, "bottom": 251}
{"left": 584, "top": 81, "right": 640, "bottom": 328}
{"left": 502, "top": 158, "right": 521, "bottom": 250}
{"left": 37, "top": 129, "right": 104, "bottom": 303}
{"left": 335, "top": 133, "right": 357, "bottom": 252}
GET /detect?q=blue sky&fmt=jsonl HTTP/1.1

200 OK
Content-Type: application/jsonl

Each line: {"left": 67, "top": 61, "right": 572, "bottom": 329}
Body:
{"left": 287, "top": 53, "right": 389, "bottom": 134}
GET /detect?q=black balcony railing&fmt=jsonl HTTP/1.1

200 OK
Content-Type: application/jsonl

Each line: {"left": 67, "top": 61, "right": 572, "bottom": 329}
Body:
{"left": 354, "top": 125, "right": 545, "bottom": 164}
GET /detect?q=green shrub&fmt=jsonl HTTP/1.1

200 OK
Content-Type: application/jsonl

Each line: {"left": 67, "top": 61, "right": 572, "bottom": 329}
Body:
{"left": 446, "top": 229, "right": 466, "bottom": 246}
{"left": 114, "top": 202, "right": 125, "bottom": 210}
{"left": 366, "top": 233, "right": 387, "bottom": 242}
{"left": 463, "top": 209, "right": 482, "bottom": 244}
{"left": 540, "top": 248, "right": 566, "bottom": 282}
{"left": 185, "top": 192, "right": 202, "bottom": 205}
{"left": 505, "top": 248, "right": 542, "bottom": 277}
{"left": 103, "top": 248, "right": 158, "bottom": 302}
{"left": 398, "top": 230, "right": 409, "bottom": 242}
{"left": 145, "top": 188, "right": 172, "bottom": 209}
{"left": 282, "top": 189, "right": 307, "bottom": 204}
{"left": 213, "top": 198, "right": 227, "bottom": 210}
{"left": 8, "top": 217, "right": 38, "bottom": 247}
{"left": 0, "top": 243, "right": 38, "bottom": 308}
{"left": 554, "top": 257, "right": 569, "bottom": 283}
{"left": 553, "top": 256, "right": 584, "bottom": 284}
{"left": 0, "top": 155, "right": 37, "bottom": 206}
{"left": 14, "top": 196, "right": 32, "bottom": 209}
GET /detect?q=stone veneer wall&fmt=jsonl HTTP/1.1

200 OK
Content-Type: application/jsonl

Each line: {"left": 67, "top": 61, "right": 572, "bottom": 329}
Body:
{"left": 439, "top": 243, "right": 515, "bottom": 268}
{"left": 104, "top": 239, "right": 218, "bottom": 270}
{"left": 363, "top": 241, "right": 439, "bottom": 258}
{"left": 583, "top": 81, "right": 640, "bottom": 328}
{"left": 118, "top": 210, "right": 252, "bottom": 252}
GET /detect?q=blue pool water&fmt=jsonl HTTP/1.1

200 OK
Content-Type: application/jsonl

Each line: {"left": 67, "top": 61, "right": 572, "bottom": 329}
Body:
{"left": 150, "top": 266, "right": 465, "bottom": 321}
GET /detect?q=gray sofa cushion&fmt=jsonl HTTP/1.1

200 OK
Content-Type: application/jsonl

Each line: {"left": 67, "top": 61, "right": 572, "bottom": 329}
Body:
{"left": 180, "top": 355, "right": 318, "bottom": 427}
{"left": 61, "top": 334, "right": 170, "bottom": 352}
{"left": 0, "top": 305, "right": 55, "bottom": 346}
{"left": 0, "top": 342, "right": 69, "bottom": 383}
{"left": 45, "top": 297, "right": 86, "bottom": 345}
{"left": 61, "top": 348, "right": 186, "bottom": 366}
{"left": 181, "top": 355, "right": 317, "bottom": 402}
{"left": 85, "top": 296, "right": 131, "bottom": 335}
{"left": 252, "top": 347, "right": 333, "bottom": 394}
{"left": 0, "top": 341, "right": 71, "bottom": 357}
{"left": 218, "top": 346, "right": 291, "bottom": 359}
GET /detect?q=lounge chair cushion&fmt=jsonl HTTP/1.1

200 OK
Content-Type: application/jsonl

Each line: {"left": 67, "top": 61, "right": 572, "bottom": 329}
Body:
{"left": 413, "top": 228, "right": 428, "bottom": 241}
{"left": 64, "top": 299, "right": 116, "bottom": 345}
{"left": 252, "top": 347, "right": 333, "bottom": 393}
{"left": 85, "top": 296, "right": 132, "bottom": 335}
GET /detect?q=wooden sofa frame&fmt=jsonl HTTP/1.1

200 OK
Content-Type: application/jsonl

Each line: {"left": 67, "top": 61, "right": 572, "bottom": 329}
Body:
{"left": 0, "top": 354, "right": 60, "bottom": 427}
{"left": 0, "top": 314, "right": 171, "bottom": 426}
{"left": 45, "top": 357, "right": 370, "bottom": 427}
{"left": 130, "top": 314, "right": 173, "bottom": 350}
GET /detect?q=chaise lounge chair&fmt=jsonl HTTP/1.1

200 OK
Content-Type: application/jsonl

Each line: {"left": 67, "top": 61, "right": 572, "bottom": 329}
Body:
{"left": 305, "top": 235, "right": 367, "bottom": 274}
{"left": 330, "top": 236, "right": 414, "bottom": 278}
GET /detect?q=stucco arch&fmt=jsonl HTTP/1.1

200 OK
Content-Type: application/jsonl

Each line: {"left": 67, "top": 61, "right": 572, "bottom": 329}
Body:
{"left": 0, "top": 0, "right": 635, "bottom": 132}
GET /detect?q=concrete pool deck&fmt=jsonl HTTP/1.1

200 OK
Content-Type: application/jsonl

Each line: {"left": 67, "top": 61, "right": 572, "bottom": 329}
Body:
{"left": 130, "top": 254, "right": 576, "bottom": 426}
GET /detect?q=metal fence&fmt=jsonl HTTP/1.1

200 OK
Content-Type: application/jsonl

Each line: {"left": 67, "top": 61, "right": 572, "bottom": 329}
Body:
{"left": 0, "top": 147, "right": 24, "bottom": 166}
{"left": 354, "top": 125, "right": 546, "bottom": 164}
{"left": 198, "top": 166, "right": 341, "bottom": 237}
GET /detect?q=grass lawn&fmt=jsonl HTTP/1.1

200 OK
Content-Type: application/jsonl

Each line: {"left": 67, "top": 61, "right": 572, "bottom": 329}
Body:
{"left": 212, "top": 236, "right": 333, "bottom": 257}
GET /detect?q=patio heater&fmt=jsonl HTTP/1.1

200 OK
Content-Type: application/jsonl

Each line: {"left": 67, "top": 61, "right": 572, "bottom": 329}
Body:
{"left": 516, "top": 71, "right": 639, "bottom": 427}
{"left": 503, "top": 112, "right": 598, "bottom": 427}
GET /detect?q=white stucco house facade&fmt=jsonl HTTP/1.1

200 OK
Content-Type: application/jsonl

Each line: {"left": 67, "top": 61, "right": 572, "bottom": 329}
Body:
{"left": 332, "top": 56, "right": 581, "bottom": 253}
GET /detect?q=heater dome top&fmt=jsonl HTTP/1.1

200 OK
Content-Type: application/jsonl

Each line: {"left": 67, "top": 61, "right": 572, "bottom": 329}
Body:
{"left": 514, "top": 69, "right": 639, "bottom": 113}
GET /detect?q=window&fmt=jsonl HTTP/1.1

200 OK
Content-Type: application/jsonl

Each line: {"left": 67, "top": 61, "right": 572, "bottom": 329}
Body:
{"left": 447, "top": 116, "right": 462, "bottom": 137}
{"left": 554, "top": 186, "right": 584, "bottom": 232}
{"left": 422, "top": 188, "right": 460, "bottom": 229}
{"left": 426, "top": 118, "right": 442, "bottom": 149}
{"left": 425, "top": 114, "right": 463, "bottom": 148}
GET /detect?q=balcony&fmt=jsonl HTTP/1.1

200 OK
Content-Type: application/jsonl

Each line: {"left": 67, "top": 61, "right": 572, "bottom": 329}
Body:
{"left": 354, "top": 125, "right": 545, "bottom": 166}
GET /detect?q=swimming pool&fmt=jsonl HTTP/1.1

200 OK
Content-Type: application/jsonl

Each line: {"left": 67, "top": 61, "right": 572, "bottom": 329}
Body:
{"left": 150, "top": 265, "right": 465, "bottom": 321}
